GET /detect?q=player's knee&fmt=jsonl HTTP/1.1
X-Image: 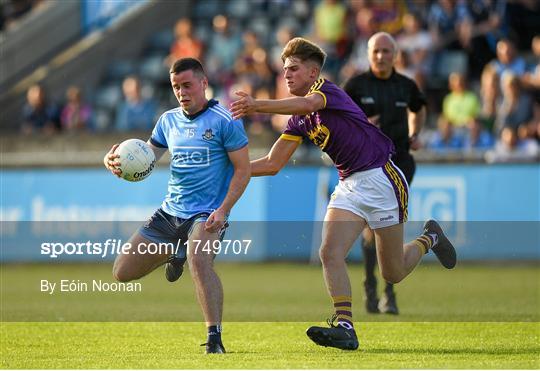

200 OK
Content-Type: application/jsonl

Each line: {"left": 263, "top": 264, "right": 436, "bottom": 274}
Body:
{"left": 112, "top": 262, "right": 132, "bottom": 282}
{"left": 113, "top": 266, "right": 131, "bottom": 282}
{"left": 380, "top": 270, "right": 404, "bottom": 284}
{"left": 319, "top": 244, "right": 343, "bottom": 266}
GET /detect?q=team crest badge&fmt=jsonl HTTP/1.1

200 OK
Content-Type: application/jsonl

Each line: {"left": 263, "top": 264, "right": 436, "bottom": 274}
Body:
{"left": 202, "top": 129, "right": 215, "bottom": 140}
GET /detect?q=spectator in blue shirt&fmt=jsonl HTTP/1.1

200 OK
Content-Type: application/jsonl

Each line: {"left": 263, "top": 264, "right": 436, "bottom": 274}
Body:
{"left": 115, "top": 76, "right": 156, "bottom": 131}
{"left": 21, "top": 84, "right": 61, "bottom": 135}
{"left": 428, "top": 0, "right": 470, "bottom": 50}
{"left": 491, "top": 39, "right": 528, "bottom": 80}
{"left": 463, "top": 119, "right": 495, "bottom": 152}
{"left": 429, "top": 118, "right": 464, "bottom": 151}
{"left": 496, "top": 72, "right": 533, "bottom": 134}
{"left": 485, "top": 126, "right": 539, "bottom": 163}
{"left": 206, "top": 14, "right": 242, "bottom": 83}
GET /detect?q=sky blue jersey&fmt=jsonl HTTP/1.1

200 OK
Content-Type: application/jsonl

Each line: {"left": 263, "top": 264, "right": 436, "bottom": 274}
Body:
{"left": 150, "top": 99, "right": 248, "bottom": 218}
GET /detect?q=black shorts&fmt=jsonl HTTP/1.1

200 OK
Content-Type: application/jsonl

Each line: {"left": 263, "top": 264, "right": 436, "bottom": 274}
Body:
{"left": 138, "top": 208, "right": 226, "bottom": 258}
{"left": 391, "top": 152, "right": 416, "bottom": 185}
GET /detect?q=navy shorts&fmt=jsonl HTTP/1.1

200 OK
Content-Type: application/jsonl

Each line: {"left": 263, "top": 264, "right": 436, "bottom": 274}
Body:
{"left": 138, "top": 208, "right": 226, "bottom": 258}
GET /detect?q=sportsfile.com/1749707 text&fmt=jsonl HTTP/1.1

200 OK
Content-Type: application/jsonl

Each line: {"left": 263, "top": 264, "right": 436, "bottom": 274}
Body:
{"left": 40, "top": 239, "right": 252, "bottom": 259}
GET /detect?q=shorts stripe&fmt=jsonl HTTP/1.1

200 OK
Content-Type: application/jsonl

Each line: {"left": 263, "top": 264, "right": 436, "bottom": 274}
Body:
{"left": 389, "top": 160, "right": 409, "bottom": 220}
{"left": 391, "top": 163, "right": 408, "bottom": 221}
{"left": 388, "top": 163, "right": 408, "bottom": 207}
{"left": 383, "top": 162, "right": 408, "bottom": 223}
{"left": 388, "top": 162, "right": 408, "bottom": 221}
{"left": 382, "top": 163, "right": 402, "bottom": 222}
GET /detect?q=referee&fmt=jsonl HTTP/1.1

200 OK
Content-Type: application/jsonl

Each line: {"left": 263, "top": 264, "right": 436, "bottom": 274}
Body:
{"left": 343, "top": 32, "right": 426, "bottom": 315}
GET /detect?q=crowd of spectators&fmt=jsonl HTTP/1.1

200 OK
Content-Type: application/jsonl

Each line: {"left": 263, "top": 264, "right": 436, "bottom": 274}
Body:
{"left": 425, "top": 36, "right": 539, "bottom": 162}
{"left": 19, "top": 0, "right": 540, "bottom": 162}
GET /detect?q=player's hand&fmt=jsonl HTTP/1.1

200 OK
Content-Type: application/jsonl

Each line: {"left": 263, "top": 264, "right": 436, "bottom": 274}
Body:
{"left": 205, "top": 208, "right": 227, "bottom": 233}
{"left": 104, "top": 144, "right": 122, "bottom": 177}
{"left": 230, "top": 91, "right": 256, "bottom": 120}
{"left": 409, "top": 134, "right": 421, "bottom": 151}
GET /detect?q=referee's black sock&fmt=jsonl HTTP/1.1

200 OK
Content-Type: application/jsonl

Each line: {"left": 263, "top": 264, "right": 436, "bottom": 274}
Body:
{"left": 207, "top": 325, "right": 222, "bottom": 344}
{"left": 362, "top": 239, "right": 377, "bottom": 286}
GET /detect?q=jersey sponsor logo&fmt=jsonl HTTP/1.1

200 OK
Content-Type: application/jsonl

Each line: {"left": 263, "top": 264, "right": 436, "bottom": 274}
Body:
{"left": 202, "top": 129, "right": 215, "bottom": 141}
{"left": 379, "top": 215, "right": 394, "bottom": 221}
{"left": 171, "top": 146, "right": 210, "bottom": 167}
{"left": 395, "top": 101, "right": 407, "bottom": 107}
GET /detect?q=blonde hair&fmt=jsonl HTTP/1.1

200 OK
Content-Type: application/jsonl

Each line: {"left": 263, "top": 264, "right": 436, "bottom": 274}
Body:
{"left": 281, "top": 37, "right": 326, "bottom": 68}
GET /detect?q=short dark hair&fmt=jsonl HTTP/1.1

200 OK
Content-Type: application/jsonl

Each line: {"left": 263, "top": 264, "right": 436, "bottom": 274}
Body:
{"left": 281, "top": 37, "right": 326, "bottom": 68}
{"left": 169, "top": 58, "right": 206, "bottom": 77}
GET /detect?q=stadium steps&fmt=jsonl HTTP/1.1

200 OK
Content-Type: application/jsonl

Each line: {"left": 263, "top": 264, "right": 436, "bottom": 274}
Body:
{"left": 0, "top": 1, "right": 81, "bottom": 94}
{"left": 0, "top": 1, "right": 189, "bottom": 132}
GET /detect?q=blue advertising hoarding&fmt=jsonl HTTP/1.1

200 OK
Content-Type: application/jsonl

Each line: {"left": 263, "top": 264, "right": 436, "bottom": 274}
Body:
{"left": 1, "top": 164, "right": 539, "bottom": 261}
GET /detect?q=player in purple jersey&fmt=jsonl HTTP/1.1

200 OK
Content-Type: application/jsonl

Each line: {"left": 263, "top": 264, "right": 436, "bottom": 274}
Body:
{"left": 231, "top": 37, "right": 456, "bottom": 351}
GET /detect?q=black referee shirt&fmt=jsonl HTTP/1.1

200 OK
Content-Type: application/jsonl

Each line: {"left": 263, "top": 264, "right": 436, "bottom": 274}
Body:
{"left": 343, "top": 69, "right": 426, "bottom": 154}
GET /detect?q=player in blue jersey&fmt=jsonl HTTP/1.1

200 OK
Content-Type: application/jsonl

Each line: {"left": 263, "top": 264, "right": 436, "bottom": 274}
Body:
{"left": 104, "top": 58, "right": 250, "bottom": 354}
{"left": 231, "top": 38, "right": 456, "bottom": 351}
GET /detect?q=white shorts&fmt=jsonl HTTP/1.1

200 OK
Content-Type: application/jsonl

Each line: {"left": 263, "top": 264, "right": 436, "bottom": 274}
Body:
{"left": 327, "top": 161, "right": 409, "bottom": 229}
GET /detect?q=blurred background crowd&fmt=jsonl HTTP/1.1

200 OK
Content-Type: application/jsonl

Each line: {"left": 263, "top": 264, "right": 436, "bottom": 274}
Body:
{"left": 2, "top": 0, "right": 540, "bottom": 163}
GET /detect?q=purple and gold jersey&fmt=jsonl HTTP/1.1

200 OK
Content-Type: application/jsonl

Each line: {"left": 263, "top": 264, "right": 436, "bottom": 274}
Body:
{"left": 282, "top": 78, "right": 395, "bottom": 179}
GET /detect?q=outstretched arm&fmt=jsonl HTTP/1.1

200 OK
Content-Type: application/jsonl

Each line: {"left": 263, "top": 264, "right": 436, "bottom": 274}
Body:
{"left": 230, "top": 91, "right": 325, "bottom": 119}
{"left": 251, "top": 137, "right": 301, "bottom": 176}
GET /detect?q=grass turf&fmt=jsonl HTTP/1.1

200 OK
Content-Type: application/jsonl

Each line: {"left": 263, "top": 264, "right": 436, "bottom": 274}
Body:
{"left": 1, "top": 262, "right": 539, "bottom": 368}
{"left": 1, "top": 322, "right": 539, "bottom": 369}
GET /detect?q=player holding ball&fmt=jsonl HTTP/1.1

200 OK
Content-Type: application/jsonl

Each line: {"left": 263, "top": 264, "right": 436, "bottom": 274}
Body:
{"left": 104, "top": 58, "right": 250, "bottom": 354}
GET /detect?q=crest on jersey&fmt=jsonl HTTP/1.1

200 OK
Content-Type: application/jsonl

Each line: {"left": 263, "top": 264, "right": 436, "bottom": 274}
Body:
{"left": 202, "top": 129, "right": 215, "bottom": 141}
{"left": 307, "top": 123, "right": 330, "bottom": 150}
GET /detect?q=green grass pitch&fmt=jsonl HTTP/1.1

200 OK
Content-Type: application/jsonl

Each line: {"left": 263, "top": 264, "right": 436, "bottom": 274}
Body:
{"left": 1, "top": 262, "right": 539, "bottom": 369}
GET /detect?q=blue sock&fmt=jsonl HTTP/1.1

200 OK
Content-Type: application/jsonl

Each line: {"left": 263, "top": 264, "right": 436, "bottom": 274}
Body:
{"left": 207, "top": 325, "right": 222, "bottom": 343}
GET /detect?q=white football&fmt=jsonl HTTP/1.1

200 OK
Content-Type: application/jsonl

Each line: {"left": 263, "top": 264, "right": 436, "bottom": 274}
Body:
{"left": 115, "top": 139, "right": 156, "bottom": 182}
